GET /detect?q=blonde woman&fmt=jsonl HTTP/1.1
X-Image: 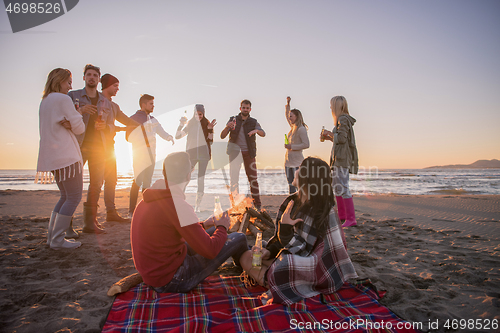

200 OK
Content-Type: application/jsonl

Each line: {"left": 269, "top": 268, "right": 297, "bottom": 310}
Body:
{"left": 284, "top": 96, "right": 310, "bottom": 193}
{"left": 321, "top": 96, "right": 359, "bottom": 227}
{"left": 37, "top": 68, "right": 85, "bottom": 249}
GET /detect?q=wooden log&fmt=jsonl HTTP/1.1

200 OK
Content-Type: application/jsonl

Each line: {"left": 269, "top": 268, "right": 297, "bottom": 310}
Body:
{"left": 247, "top": 208, "right": 274, "bottom": 229}
{"left": 251, "top": 218, "right": 269, "bottom": 231}
{"left": 248, "top": 223, "right": 260, "bottom": 237}
{"left": 238, "top": 213, "right": 250, "bottom": 234}
{"left": 229, "top": 220, "right": 241, "bottom": 233}
{"left": 261, "top": 210, "right": 274, "bottom": 226}
{"left": 107, "top": 273, "right": 143, "bottom": 297}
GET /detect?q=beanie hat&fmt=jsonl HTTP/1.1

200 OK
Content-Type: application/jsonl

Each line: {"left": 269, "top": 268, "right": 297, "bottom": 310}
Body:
{"left": 195, "top": 104, "right": 205, "bottom": 116}
{"left": 101, "top": 74, "right": 119, "bottom": 90}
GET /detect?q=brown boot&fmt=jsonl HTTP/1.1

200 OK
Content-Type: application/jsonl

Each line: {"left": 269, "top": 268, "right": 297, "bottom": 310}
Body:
{"left": 106, "top": 209, "right": 130, "bottom": 223}
{"left": 83, "top": 202, "right": 105, "bottom": 234}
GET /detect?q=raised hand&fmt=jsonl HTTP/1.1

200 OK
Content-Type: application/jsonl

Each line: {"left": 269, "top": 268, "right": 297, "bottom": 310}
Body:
{"left": 215, "top": 211, "right": 231, "bottom": 230}
{"left": 207, "top": 119, "right": 217, "bottom": 129}
{"left": 281, "top": 200, "right": 303, "bottom": 225}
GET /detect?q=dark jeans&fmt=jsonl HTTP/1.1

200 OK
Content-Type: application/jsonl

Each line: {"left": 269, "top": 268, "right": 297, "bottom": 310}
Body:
{"left": 53, "top": 168, "right": 83, "bottom": 216}
{"left": 190, "top": 158, "right": 209, "bottom": 194}
{"left": 81, "top": 145, "right": 106, "bottom": 207}
{"left": 285, "top": 166, "right": 298, "bottom": 194}
{"left": 229, "top": 150, "right": 261, "bottom": 207}
{"left": 104, "top": 146, "right": 117, "bottom": 211}
{"left": 129, "top": 165, "right": 155, "bottom": 213}
{"left": 153, "top": 228, "right": 248, "bottom": 293}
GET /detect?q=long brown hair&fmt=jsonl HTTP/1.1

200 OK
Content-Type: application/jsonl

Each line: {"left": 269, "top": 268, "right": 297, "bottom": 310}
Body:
{"left": 43, "top": 68, "right": 71, "bottom": 99}
{"left": 294, "top": 157, "right": 334, "bottom": 235}
{"left": 288, "top": 108, "right": 308, "bottom": 138}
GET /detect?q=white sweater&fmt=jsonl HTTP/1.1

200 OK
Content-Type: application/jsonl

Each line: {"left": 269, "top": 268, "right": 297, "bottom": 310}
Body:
{"left": 37, "top": 93, "right": 85, "bottom": 172}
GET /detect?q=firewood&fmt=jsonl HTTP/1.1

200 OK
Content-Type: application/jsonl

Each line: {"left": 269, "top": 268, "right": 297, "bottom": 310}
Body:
{"left": 107, "top": 273, "right": 143, "bottom": 296}
{"left": 238, "top": 213, "right": 250, "bottom": 234}
{"left": 229, "top": 220, "right": 241, "bottom": 233}
{"left": 248, "top": 223, "right": 260, "bottom": 237}
{"left": 247, "top": 208, "right": 274, "bottom": 229}
{"left": 251, "top": 218, "right": 269, "bottom": 231}
{"left": 261, "top": 210, "right": 274, "bottom": 226}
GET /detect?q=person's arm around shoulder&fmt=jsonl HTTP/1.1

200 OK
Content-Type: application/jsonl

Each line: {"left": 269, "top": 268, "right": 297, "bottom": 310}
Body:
{"left": 115, "top": 104, "right": 140, "bottom": 128}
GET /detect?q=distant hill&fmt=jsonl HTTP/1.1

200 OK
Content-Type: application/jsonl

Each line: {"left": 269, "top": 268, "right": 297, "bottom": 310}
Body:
{"left": 425, "top": 159, "right": 500, "bottom": 169}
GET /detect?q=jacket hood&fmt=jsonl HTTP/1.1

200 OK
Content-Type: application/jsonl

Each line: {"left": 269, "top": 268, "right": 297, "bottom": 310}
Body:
{"left": 339, "top": 114, "right": 356, "bottom": 126}
{"left": 142, "top": 188, "right": 172, "bottom": 203}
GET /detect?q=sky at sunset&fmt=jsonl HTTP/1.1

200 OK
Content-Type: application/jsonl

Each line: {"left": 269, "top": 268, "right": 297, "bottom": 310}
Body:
{"left": 0, "top": 0, "right": 499, "bottom": 170}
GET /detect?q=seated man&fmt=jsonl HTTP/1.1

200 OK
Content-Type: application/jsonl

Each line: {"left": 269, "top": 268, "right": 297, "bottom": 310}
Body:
{"left": 131, "top": 152, "right": 248, "bottom": 293}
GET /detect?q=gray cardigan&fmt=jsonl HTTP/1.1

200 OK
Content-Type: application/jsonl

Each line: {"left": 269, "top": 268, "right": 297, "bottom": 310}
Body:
{"left": 285, "top": 104, "right": 310, "bottom": 168}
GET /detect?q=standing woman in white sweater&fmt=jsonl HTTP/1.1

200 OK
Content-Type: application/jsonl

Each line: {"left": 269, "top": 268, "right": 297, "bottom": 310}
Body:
{"left": 284, "top": 96, "right": 310, "bottom": 193}
{"left": 37, "top": 68, "right": 86, "bottom": 250}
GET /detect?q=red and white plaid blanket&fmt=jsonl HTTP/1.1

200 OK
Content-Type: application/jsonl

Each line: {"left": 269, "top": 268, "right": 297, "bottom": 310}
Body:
{"left": 103, "top": 276, "right": 421, "bottom": 333}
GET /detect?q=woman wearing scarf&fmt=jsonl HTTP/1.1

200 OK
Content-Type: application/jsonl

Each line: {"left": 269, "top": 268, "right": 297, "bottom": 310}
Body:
{"left": 36, "top": 68, "right": 85, "bottom": 250}
{"left": 175, "top": 104, "right": 216, "bottom": 212}
{"left": 239, "top": 157, "right": 357, "bottom": 305}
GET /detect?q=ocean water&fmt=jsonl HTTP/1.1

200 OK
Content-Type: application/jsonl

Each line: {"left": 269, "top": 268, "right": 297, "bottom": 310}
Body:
{"left": 1, "top": 168, "right": 499, "bottom": 195}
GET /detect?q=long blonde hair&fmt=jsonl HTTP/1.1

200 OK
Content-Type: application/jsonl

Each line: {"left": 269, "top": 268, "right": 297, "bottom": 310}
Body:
{"left": 330, "top": 96, "right": 349, "bottom": 121}
{"left": 42, "top": 68, "right": 71, "bottom": 99}
{"left": 289, "top": 108, "right": 308, "bottom": 138}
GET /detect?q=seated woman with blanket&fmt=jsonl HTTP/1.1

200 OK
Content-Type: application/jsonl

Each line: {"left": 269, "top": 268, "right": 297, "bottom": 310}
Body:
{"left": 239, "top": 157, "right": 357, "bottom": 305}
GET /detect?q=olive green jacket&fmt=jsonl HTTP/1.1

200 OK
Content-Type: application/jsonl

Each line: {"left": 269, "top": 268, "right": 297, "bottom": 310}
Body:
{"left": 330, "top": 114, "right": 359, "bottom": 174}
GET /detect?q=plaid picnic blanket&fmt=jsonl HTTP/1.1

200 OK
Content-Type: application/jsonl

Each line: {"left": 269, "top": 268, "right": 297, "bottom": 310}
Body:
{"left": 103, "top": 276, "right": 421, "bottom": 333}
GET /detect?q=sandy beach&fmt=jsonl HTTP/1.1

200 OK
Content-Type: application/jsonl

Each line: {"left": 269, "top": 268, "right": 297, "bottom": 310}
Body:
{"left": 0, "top": 190, "right": 499, "bottom": 332}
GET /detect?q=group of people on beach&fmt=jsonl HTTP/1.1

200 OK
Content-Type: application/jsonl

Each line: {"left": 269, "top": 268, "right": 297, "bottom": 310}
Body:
{"left": 37, "top": 64, "right": 359, "bottom": 304}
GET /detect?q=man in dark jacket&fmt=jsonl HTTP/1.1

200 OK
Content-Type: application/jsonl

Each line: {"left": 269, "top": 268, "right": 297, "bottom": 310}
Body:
{"left": 220, "top": 99, "right": 265, "bottom": 210}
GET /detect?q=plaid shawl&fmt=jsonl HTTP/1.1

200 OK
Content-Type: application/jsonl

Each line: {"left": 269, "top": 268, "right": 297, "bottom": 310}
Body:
{"left": 267, "top": 204, "right": 358, "bottom": 305}
{"left": 104, "top": 276, "right": 422, "bottom": 333}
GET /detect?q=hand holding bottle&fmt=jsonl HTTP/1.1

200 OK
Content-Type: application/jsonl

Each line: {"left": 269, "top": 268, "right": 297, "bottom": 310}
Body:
{"left": 226, "top": 117, "right": 236, "bottom": 130}
{"left": 252, "top": 232, "right": 263, "bottom": 267}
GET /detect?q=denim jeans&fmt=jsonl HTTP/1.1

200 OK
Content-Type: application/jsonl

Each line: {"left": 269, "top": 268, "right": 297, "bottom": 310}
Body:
{"left": 81, "top": 145, "right": 106, "bottom": 207}
{"left": 153, "top": 228, "right": 248, "bottom": 293}
{"left": 332, "top": 166, "right": 352, "bottom": 198}
{"left": 285, "top": 166, "right": 298, "bottom": 194}
{"left": 229, "top": 150, "right": 261, "bottom": 207}
{"left": 103, "top": 145, "right": 117, "bottom": 211}
{"left": 129, "top": 165, "right": 155, "bottom": 213}
{"left": 53, "top": 168, "right": 83, "bottom": 216}
{"left": 190, "top": 158, "right": 209, "bottom": 194}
